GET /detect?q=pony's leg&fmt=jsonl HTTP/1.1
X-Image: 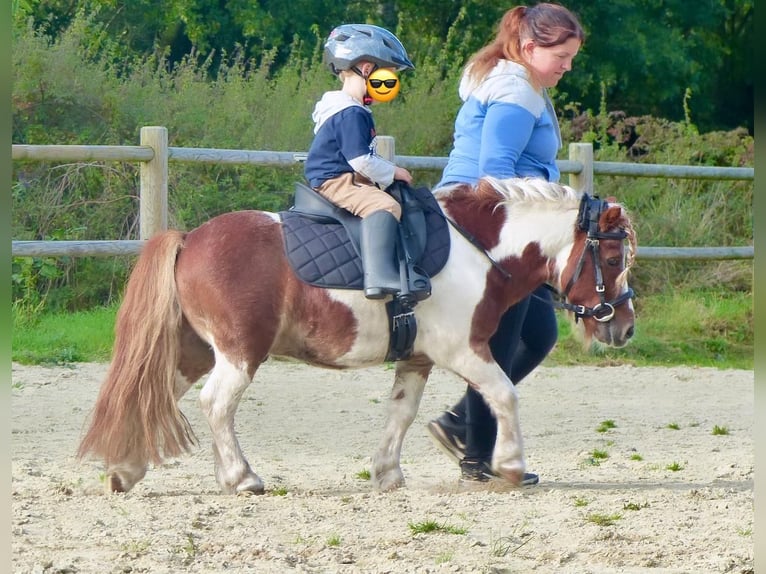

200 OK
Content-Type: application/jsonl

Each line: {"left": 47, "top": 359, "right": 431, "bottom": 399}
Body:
{"left": 371, "top": 355, "right": 433, "bottom": 491}
{"left": 473, "top": 371, "right": 526, "bottom": 484}
{"left": 451, "top": 356, "right": 526, "bottom": 485}
{"left": 198, "top": 355, "right": 264, "bottom": 494}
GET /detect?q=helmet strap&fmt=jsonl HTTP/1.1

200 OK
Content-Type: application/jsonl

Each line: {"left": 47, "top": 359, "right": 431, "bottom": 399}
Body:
{"left": 350, "top": 64, "right": 377, "bottom": 105}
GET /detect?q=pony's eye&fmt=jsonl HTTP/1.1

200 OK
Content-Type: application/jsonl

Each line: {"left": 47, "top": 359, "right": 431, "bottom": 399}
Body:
{"left": 606, "top": 257, "right": 621, "bottom": 266}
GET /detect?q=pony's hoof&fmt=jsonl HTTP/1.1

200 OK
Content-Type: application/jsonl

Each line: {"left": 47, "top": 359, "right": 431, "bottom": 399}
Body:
{"left": 493, "top": 460, "right": 526, "bottom": 486}
{"left": 373, "top": 469, "right": 405, "bottom": 492}
{"left": 107, "top": 474, "right": 126, "bottom": 493}
{"left": 105, "top": 464, "right": 147, "bottom": 494}
{"left": 235, "top": 474, "right": 265, "bottom": 495}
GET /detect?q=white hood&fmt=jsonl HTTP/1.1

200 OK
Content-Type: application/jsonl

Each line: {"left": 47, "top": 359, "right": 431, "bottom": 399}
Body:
{"left": 311, "top": 91, "right": 370, "bottom": 134}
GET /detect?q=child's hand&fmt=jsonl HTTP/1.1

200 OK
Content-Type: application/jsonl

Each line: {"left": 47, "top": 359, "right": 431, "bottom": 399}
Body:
{"left": 394, "top": 166, "right": 413, "bottom": 185}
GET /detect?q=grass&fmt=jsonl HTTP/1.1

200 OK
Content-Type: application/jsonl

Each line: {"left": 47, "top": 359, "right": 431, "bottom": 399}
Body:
{"left": 712, "top": 425, "right": 730, "bottom": 435}
{"left": 10, "top": 289, "right": 753, "bottom": 368}
{"left": 548, "top": 290, "right": 752, "bottom": 370}
{"left": 596, "top": 420, "right": 617, "bottom": 433}
{"left": 408, "top": 520, "right": 467, "bottom": 536}
{"left": 586, "top": 513, "right": 622, "bottom": 527}
{"left": 12, "top": 303, "right": 117, "bottom": 364}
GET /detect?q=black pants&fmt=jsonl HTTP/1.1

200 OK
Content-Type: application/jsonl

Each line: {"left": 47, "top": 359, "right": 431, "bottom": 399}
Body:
{"left": 461, "top": 286, "right": 558, "bottom": 459}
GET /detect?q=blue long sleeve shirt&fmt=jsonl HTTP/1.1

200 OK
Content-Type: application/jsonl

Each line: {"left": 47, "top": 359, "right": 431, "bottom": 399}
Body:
{"left": 438, "top": 60, "right": 562, "bottom": 187}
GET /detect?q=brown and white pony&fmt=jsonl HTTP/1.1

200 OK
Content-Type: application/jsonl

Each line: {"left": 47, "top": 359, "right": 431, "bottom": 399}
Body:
{"left": 77, "top": 176, "right": 637, "bottom": 494}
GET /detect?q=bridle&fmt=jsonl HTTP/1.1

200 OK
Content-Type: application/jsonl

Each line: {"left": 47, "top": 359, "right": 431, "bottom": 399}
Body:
{"left": 438, "top": 191, "right": 634, "bottom": 323}
{"left": 549, "top": 194, "right": 635, "bottom": 323}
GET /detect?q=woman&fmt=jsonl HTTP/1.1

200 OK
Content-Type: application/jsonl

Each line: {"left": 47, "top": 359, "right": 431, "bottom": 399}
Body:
{"left": 428, "top": 3, "right": 585, "bottom": 484}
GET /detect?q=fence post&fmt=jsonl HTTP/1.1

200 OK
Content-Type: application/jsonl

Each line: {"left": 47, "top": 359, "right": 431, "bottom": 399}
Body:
{"left": 377, "top": 135, "right": 395, "bottom": 162}
{"left": 568, "top": 142, "right": 594, "bottom": 194}
{"left": 139, "top": 126, "right": 168, "bottom": 239}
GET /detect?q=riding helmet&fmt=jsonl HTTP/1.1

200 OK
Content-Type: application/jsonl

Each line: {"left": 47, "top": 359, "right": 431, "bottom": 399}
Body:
{"left": 323, "top": 24, "right": 414, "bottom": 74}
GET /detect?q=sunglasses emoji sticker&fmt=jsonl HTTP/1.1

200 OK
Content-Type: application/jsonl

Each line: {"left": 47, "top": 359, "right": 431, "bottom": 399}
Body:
{"left": 366, "top": 68, "right": 400, "bottom": 102}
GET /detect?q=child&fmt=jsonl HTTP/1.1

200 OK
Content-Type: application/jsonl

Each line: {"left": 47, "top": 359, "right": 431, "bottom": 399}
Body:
{"left": 304, "top": 24, "right": 414, "bottom": 299}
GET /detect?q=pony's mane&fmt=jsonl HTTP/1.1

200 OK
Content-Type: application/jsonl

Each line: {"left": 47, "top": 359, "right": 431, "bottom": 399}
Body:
{"left": 434, "top": 176, "right": 637, "bottom": 277}
{"left": 433, "top": 176, "right": 582, "bottom": 207}
{"left": 481, "top": 176, "right": 582, "bottom": 205}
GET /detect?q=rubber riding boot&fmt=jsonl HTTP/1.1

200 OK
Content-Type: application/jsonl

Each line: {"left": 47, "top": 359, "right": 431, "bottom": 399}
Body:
{"left": 361, "top": 210, "right": 401, "bottom": 299}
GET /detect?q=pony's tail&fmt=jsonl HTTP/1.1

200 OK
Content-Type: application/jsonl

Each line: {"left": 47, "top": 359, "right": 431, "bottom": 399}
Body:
{"left": 77, "top": 230, "right": 197, "bottom": 471}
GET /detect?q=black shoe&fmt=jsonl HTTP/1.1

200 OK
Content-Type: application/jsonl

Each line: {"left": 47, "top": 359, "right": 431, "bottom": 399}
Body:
{"left": 427, "top": 411, "right": 466, "bottom": 463}
{"left": 459, "top": 458, "right": 540, "bottom": 486}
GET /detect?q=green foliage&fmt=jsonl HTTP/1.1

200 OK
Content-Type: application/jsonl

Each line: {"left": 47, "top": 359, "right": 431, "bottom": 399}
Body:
{"left": 10, "top": 12, "right": 753, "bottom": 371}
{"left": 550, "top": 289, "right": 752, "bottom": 370}
{"left": 12, "top": 304, "right": 116, "bottom": 364}
{"left": 18, "top": 0, "right": 752, "bottom": 131}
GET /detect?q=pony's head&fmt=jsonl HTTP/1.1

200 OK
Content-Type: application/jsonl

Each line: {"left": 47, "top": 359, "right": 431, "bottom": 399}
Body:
{"left": 559, "top": 194, "right": 637, "bottom": 349}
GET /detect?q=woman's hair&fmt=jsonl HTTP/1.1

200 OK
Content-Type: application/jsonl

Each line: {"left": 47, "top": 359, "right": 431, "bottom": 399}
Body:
{"left": 466, "top": 3, "right": 585, "bottom": 83}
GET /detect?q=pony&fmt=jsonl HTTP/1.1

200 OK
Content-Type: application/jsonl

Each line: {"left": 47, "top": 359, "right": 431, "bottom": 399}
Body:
{"left": 77, "top": 176, "right": 637, "bottom": 494}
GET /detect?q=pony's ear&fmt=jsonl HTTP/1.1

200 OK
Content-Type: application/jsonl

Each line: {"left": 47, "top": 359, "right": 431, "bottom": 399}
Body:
{"left": 599, "top": 205, "right": 624, "bottom": 231}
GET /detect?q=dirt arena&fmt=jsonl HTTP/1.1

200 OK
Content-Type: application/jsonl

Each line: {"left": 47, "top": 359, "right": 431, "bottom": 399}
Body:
{"left": 11, "top": 360, "right": 753, "bottom": 573}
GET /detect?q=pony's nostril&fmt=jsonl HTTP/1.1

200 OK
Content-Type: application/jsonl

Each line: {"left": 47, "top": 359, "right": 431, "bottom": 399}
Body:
{"left": 626, "top": 326, "right": 635, "bottom": 339}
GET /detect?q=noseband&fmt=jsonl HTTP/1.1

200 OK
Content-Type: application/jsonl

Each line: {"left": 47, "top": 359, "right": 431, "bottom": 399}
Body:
{"left": 553, "top": 194, "right": 635, "bottom": 323}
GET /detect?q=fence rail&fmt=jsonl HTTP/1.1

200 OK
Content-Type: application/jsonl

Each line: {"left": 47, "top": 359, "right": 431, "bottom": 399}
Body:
{"left": 12, "top": 126, "right": 754, "bottom": 260}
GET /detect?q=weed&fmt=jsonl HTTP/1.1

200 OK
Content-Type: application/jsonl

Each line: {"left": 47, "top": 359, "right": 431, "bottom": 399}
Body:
{"left": 591, "top": 449, "right": 609, "bottom": 460}
{"left": 490, "top": 533, "right": 532, "bottom": 557}
{"left": 120, "top": 539, "right": 151, "bottom": 556}
{"left": 408, "top": 520, "right": 467, "bottom": 535}
{"left": 596, "top": 420, "right": 617, "bottom": 433}
{"left": 712, "top": 425, "right": 730, "bottom": 435}
{"left": 667, "top": 422, "right": 681, "bottom": 430}
{"left": 180, "top": 533, "right": 198, "bottom": 562}
{"left": 435, "top": 551, "right": 453, "bottom": 564}
{"left": 326, "top": 534, "right": 341, "bottom": 547}
{"left": 623, "top": 501, "right": 650, "bottom": 511}
{"left": 355, "top": 469, "right": 371, "bottom": 480}
{"left": 666, "top": 461, "right": 684, "bottom": 472}
{"left": 573, "top": 497, "right": 589, "bottom": 507}
{"left": 586, "top": 512, "right": 622, "bottom": 527}
{"left": 270, "top": 486, "right": 288, "bottom": 496}
{"left": 629, "top": 453, "right": 643, "bottom": 461}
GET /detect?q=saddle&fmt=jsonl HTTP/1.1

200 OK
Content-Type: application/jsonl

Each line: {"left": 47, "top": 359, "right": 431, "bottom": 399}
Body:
{"left": 280, "top": 182, "right": 451, "bottom": 361}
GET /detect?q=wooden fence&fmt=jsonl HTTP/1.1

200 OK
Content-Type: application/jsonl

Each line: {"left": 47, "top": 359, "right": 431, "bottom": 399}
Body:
{"left": 12, "top": 126, "right": 754, "bottom": 260}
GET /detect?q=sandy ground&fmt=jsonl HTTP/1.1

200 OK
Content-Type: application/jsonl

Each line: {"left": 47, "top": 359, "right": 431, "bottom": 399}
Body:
{"left": 11, "top": 360, "right": 753, "bottom": 574}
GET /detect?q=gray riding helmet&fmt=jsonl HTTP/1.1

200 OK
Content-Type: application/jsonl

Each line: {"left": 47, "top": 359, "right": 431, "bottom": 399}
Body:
{"left": 324, "top": 24, "right": 414, "bottom": 74}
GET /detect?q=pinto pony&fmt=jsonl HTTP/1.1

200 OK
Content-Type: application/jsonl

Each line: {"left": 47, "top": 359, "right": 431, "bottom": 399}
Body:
{"left": 78, "top": 177, "right": 637, "bottom": 494}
